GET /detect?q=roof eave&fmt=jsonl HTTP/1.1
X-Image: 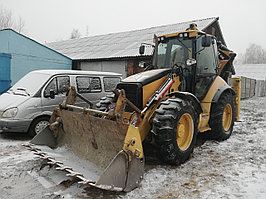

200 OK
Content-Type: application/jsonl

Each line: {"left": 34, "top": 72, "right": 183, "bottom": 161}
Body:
{"left": 73, "top": 55, "right": 152, "bottom": 62}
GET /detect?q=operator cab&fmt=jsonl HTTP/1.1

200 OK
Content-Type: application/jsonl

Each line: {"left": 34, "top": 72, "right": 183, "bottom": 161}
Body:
{"left": 140, "top": 28, "right": 219, "bottom": 100}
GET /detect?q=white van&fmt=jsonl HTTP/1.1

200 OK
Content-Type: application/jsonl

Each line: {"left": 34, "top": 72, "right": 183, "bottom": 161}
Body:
{"left": 0, "top": 70, "right": 122, "bottom": 136}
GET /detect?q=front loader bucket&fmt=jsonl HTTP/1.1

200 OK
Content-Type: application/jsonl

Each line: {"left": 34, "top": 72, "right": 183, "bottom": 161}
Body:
{"left": 30, "top": 126, "right": 56, "bottom": 148}
{"left": 25, "top": 109, "right": 144, "bottom": 192}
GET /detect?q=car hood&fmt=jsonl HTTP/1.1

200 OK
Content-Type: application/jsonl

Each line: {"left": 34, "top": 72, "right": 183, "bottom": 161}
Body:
{"left": 0, "top": 92, "right": 30, "bottom": 111}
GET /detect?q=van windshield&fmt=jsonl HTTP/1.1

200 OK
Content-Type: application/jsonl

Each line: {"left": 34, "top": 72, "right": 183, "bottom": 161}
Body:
{"left": 8, "top": 72, "right": 51, "bottom": 96}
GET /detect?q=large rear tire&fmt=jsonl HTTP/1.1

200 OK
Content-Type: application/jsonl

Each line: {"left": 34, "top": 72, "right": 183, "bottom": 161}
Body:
{"left": 209, "top": 91, "right": 235, "bottom": 141}
{"left": 152, "top": 98, "right": 197, "bottom": 165}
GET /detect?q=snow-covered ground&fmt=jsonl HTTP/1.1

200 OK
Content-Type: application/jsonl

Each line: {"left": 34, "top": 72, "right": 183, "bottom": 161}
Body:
{"left": 0, "top": 96, "right": 265, "bottom": 199}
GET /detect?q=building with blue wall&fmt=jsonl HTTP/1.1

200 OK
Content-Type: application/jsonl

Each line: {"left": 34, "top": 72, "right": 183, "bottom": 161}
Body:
{"left": 0, "top": 29, "right": 72, "bottom": 93}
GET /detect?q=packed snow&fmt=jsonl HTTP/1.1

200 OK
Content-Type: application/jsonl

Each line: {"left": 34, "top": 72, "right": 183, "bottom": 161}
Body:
{"left": 0, "top": 96, "right": 265, "bottom": 199}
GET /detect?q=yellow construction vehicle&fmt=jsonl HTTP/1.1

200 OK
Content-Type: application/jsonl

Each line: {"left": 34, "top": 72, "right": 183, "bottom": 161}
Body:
{"left": 25, "top": 23, "right": 241, "bottom": 192}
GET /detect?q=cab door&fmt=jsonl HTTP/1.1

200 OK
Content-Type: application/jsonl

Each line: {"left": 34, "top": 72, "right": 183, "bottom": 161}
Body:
{"left": 195, "top": 37, "right": 219, "bottom": 99}
{"left": 41, "top": 75, "right": 70, "bottom": 113}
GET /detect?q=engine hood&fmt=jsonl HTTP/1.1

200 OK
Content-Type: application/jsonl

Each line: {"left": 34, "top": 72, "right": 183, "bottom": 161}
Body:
{"left": 0, "top": 92, "right": 30, "bottom": 111}
{"left": 122, "top": 69, "right": 171, "bottom": 86}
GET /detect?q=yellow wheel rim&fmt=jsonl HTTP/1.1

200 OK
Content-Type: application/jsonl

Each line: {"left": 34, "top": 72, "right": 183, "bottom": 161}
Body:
{"left": 176, "top": 113, "right": 194, "bottom": 151}
{"left": 223, "top": 104, "right": 232, "bottom": 131}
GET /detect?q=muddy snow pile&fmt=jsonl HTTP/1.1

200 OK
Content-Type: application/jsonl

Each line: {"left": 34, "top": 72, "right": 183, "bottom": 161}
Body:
{"left": 0, "top": 96, "right": 265, "bottom": 199}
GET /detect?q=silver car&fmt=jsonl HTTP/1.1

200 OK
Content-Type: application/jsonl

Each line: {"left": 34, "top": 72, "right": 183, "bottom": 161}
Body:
{"left": 0, "top": 70, "right": 121, "bottom": 136}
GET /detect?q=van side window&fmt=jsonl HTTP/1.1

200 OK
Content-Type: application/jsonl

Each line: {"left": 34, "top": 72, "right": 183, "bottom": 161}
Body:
{"left": 103, "top": 77, "right": 121, "bottom": 92}
{"left": 57, "top": 76, "right": 70, "bottom": 94}
{"left": 44, "top": 78, "right": 58, "bottom": 97}
{"left": 90, "top": 77, "right": 101, "bottom": 92}
{"left": 76, "top": 76, "right": 102, "bottom": 93}
{"left": 44, "top": 76, "right": 70, "bottom": 97}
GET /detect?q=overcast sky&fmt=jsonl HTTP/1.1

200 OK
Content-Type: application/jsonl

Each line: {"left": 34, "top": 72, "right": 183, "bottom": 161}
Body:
{"left": 1, "top": 0, "right": 266, "bottom": 54}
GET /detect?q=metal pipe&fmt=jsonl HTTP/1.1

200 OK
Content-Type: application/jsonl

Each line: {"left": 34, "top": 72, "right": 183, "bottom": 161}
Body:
{"left": 76, "top": 93, "right": 93, "bottom": 108}
{"left": 65, "top": 104, "right": 109, "bottom": 116}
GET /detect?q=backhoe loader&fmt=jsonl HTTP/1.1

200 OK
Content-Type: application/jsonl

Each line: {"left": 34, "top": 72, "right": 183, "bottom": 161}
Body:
{"left": 24, "top": 23, "right": 241, "bottom": 192}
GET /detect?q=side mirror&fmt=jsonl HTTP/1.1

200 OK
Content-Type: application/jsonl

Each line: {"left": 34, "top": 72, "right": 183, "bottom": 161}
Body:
{"left": 202, "top": 35, "right": 212, "bottom": 47}
{"left": 139, "top": 45, "right": 145, "bottom": 55}
{"left": 50, "top": 90, "right": 55, "bottom": 99}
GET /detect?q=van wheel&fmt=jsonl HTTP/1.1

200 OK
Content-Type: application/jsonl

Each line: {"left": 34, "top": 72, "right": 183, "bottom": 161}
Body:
{"left": 28, "top": 116, "right": 50, "bottom": 137}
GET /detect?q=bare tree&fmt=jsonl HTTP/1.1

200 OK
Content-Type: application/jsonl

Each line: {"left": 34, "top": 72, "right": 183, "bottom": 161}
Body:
{"left": 0, "top": 6, "right": 25, "bottom": 33}
{"left": 14, "top": 16, "right": 25, "bottom": 33}
{"left": 70, "top": 28, "right": 81, "bottom": 39}
{"left": 236, "top": 44, "right": 266, "bottom": 64}
{"left": 0, "top": 7, "right": 13, "bottom": 29}
{"left": 243, "top": 44, "right": 266, "bottom": 64}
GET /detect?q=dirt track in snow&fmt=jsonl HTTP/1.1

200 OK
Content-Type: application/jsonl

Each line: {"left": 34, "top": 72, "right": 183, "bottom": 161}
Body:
{"left": 0, "top": 96, "right": 265, "bottom": 199}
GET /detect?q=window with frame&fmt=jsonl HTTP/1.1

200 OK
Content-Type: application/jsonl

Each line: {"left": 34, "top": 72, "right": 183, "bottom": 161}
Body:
{"left": 157, "top": 38, "right": 192, "bottom": 69}
{"left": 76, "top": 76, "right": 102, "bottom": 93}
{"left": 57, "top": 76, "right": 70, "bottom": 94}
{"left": 196, "top": 37, "right": 217, "bottom": 74}
{"left": 44, "top": 76, "right": 70, "bottom": 97}
{"left": 103, "top": 77, "right": 121, "bottom": 92}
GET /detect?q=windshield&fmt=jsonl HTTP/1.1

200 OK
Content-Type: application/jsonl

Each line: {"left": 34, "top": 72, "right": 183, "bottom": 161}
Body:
{"left": 157, "top": 38, "right": 192, "bottom": 69}
{"left": 8, "top": 72, "right": 51, "bottom": 96}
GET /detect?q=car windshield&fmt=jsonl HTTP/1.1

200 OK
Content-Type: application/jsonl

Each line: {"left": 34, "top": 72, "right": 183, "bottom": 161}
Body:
{"left": 8, "top": 72, "right": 51, "bottom": 96}
{"left": 157, "top": 38, "right": 192, "bottom": 69}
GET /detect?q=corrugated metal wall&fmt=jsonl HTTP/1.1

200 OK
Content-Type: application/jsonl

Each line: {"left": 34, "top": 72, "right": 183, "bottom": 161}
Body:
{"left": 80, "top": 60, "right": 127, "bottom": 78}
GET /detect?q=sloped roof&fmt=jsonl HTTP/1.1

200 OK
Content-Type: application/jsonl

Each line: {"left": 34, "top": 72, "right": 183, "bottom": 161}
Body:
{"left": 235, "top": 64, "right": 266, "bottom": 80}
{"left": 47, "top": 17, "right": 220, "bottom": 60}
{"left": 0, "top": 29, "right": 71, "bottom": 61}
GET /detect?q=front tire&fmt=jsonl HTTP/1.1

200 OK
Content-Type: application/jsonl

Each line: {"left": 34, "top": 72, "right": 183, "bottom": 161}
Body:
{"left": 28, "top": 116, "right": 50, "bottom": 137}
{"left": 209, "top": 91, "right": 235, "bottom": 141}
{"left": 152, "top": 98, "right": 197, "bottom": 165}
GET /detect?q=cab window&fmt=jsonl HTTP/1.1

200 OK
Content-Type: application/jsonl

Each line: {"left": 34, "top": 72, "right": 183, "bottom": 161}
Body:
{"left": 195, "top": 37, "right": 218, "bottom": 99}
{"left": 196, "top": 37, "right": 217, "bottom": 74}
{"left": 157, "top": 38, "right": 192, "bottom": 69}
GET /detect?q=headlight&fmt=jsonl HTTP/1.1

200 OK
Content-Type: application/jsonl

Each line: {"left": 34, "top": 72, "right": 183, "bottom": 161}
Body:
{"left": 1, "top": 107, "right": 18, "bottom": 118}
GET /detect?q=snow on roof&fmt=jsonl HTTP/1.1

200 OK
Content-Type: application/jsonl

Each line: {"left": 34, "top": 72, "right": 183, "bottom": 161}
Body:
{"left": 235, "top": 64, "right": 266, "bottom": 80}
{"left": 47, "top": 17, "right": 218, "bottom": 60}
